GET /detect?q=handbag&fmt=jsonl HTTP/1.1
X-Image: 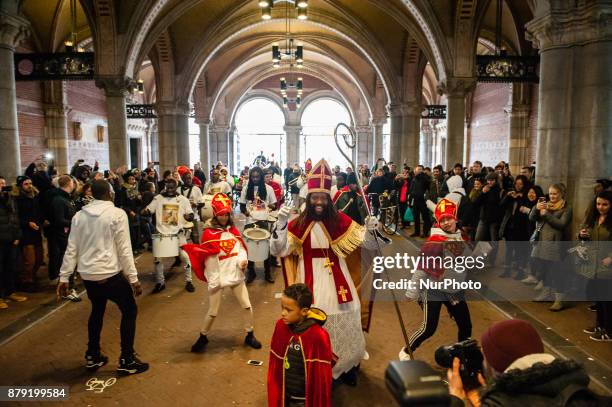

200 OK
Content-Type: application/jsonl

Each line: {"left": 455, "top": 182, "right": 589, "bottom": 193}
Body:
{"left": 529, "top": 222, "right": 544, "bottom": 245}
{"left": 403, "top": 206, "right": 414, "bottom": 223}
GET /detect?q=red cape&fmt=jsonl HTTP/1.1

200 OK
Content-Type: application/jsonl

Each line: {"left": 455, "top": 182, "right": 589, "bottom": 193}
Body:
{"left": 268, "top": 319, "right": 334, "bottom": 407}
{"left": 181, "top": 226, "right": 247, "bottom": 282}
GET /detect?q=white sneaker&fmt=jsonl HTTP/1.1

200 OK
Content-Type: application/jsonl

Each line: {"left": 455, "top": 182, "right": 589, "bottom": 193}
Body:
{"left": 521, "top": 275, "right": 538, "bottom": 284}
{"left": 534, "top": 281, "right": 544, "bottom": 291}
{"left": 64, "top": 289, "right": 82, "bottom": 302}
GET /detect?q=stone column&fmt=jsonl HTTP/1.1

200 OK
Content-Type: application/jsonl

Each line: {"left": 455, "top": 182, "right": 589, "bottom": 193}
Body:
{"left": 157, "top": 102, "right": 190, "bottom": 171}
{"left": 438, "top": 78, "right": 475, "bottom": 168}
{"left": 211, "top": 124, "right": 229, "bottom": 166}
{"left": 149, "top": 122, "right": 159, "bottom": 162}
{"left": 372, "top": 118, "right": 385, "bottom": 166}
{"left": 388, "top": 104, "right": 403, "bottom": 165}
{"left": 354, "top": 124, "right": 373, "bottom": 166}
{"left": 96, "top": 77, "right": 131, "bottom": 170}
{"left": 504, "top": 83, "right": 531, "bottom": 176}
{"left": 401, "top": 102, "right": 421, "bottom": 167}
{"left": 526, "top": 1, "right": 612, "bottom": 228}
{"left": 227, "top": 125, "right": 236, "bottom": 172}
{"left": 0, "top": 9, "right": 29, "bottom": 178}
{"left": 198, "top": 120, "right": 211, "bottom": 173}
{"left": 421, "top": 120, "right": 434, "bottom": 168}
{"left": 284, "top": 124, "right": 302, "bottom": 166}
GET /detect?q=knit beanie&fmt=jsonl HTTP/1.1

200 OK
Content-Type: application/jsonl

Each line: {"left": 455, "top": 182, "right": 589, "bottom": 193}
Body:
{"left": 16, "top": 175, "right": 31, "bottom": 187}
{"left": 480, "top": 319, "right": 543, "bottom": 373}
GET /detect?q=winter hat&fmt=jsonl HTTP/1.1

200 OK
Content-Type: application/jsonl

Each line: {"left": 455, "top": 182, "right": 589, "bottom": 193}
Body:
{"left": 481, "top": 319, "right": 544, "bottom": 373}
{"left": 16, "top": 175, "right": 31, "bottom": 187}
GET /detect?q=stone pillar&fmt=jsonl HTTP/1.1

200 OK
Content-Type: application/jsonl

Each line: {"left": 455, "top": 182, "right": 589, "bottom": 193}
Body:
{"left": 372, "top": 119, "right": 385, "bottom": 166}
{"left": 526, "top": 1, "right": 612, "bottom": 228}
{"left": 150, "top": 122, "right": 159, "bottom": 162}
{"left": 211, "top": 124, "right": 229, "bottom": 166}
{"left": 354, "top": 124, "right": 373, "bottom": 166}
{"left": 388, "top": 104, "right": 403, "bottom": 166}
{"left": 401, "top": 102, "right": 421, "bottom": 167}
{"left": 96, "top": 77, "right": 131, "bottom": 170}
{"left": 284, "top": 124, "right": 302, "bottom": 166}
{"left": 421, "top": 120, "right": 434, "bottom": 168}
{"left": 198, "top": 120, "right": 211, "bottom": 173}
{"left": 438, "top": 78, "right": 475, "bottom": 168}
{"left": 504, "top": 83, "right": 531, "bottom": 176}
{"left": 157, "top": 102, "right": 190, "bottom": 171}
{"left": 228, "top": 125, "right": 236, "bottom": 172}
{"left": 0, "top": 9, "right": 29, "bottom": 178}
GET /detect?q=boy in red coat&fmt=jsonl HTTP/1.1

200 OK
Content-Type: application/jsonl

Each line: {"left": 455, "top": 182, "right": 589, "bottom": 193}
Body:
{"left": 268, "top": 283, "right": 335, "bottom": 407}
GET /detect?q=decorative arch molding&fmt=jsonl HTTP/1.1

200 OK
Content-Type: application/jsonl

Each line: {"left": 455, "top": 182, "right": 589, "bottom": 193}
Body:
{"left": 297, "top": 90, "right": 355, "bottom": 126}
{"left": 228, "top": 90, "right": 289, "bottom": 128}
{"left": 206, "top": 46, "right": 373, "bottom": 123}
{"left": 213, "top": 62, "right": 362, "bottom": 129}
{"left": 176, "top": 12, "right": 398, "bottom": 104}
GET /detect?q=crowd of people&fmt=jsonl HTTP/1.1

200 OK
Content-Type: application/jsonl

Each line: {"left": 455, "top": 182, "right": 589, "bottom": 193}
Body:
{"left": 0, "top": 152, "right": 610, "bottom": 406}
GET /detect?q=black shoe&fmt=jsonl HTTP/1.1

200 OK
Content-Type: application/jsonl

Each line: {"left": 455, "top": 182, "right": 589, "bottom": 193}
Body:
{"left": 171, "top": 257, "right": 181, "bottom": 268}
{"left": 588, "top": 304, "right": 597, "bottom": 312}
{"left": 152, "top": 283, "right": 165, "bottom": 294}
{"left": 244, "top": 332, "right": 262, "bottom": 349}
{"left": 191, "top": 334, "right": 209, "bottom": 353}
{"left": 513, "top": 271, "right": 526, "bottom": 280}
{"left": 245, "top": 268, "right": 256, "bottom": 284}
{"left": 117, "top": 354, "right": 149, "bottom": 376}
{"left": 185, "top": 281, "right": 195, "bottom": 293}
{"left": 409, "top": 232, "right": 420, "bottom": 237}
{"left": 85, "top": 351, "right": 109, "bottom": 372}
{"left": 264, "top": 271, "right": 275, "bottom": 284}
{"left": 499, "top": 270, "right": 512, "bottom": 278}
{"left": 340, "top": 366, "right": 359, "bottom": 386}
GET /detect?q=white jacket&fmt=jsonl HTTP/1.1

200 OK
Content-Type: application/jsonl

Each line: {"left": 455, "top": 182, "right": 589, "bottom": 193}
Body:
{"left": 59, "top": 200, "right": 138, "bottom": 284}
{"left": 203, "top": 229, "right": 248, "bottom": 291}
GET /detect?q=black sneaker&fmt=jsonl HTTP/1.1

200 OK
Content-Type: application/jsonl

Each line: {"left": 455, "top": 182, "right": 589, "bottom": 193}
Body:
{"left": 264, "top": 271, "right": 275, "bottom": 284}
{"left": 583, "top": 326, "right": 598, "bottom": 335}
{"left": 117, "top": 354, "right": 149, "bottom": 376}
{"left": 85, "top": 351, "right": 108, "bottom": 372}
{"left": 588, "top": 304, "right": 597, "bottom": 312}
{"left": 244, "top": 332, "right": 262, "bottom": 349}
{"left": 152, "top": 283, "right": 165, "bottom": 294}
{"left": 191, "top": 334, "right": 209, "bottom": 353}
{"left": 185, "top": 281, "right": 195, "bottom": 293}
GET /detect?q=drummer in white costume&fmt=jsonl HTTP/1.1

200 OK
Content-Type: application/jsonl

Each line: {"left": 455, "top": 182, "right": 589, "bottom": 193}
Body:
{"left": 142, "top": 178, "right": 195, "bottom": 294}
{"left": 203, "top": 169, "right": 232, "bottom": 196}
{"left": 239, "top": 166, "right": 276, "bottom": 284}
{"left": 270, "top": 159, "right": 381, "bottom": 385}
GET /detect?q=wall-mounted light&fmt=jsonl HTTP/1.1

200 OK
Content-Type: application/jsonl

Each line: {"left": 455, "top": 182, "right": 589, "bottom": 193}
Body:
{"left": 137, "top": 79, "right": 144, "bottom": 94}
{"left": 258, "top": 0, "right": 271, "bottom": 7}
{"left": 64, "top": 40, "right": 74, "bottom": 52}
{"left": 297, "top": 0, "right": 308, "bottom": 8}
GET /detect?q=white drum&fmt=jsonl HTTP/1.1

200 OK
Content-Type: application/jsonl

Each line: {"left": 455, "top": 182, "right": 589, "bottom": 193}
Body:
{"left": 152, "top": 233, "right": 179, "bottom": 258}
{"left": 250, "top": 208, "right": 269, "bottom": 221}
{"left": 243, "top": 226, "right": 270, "bottom": 262}
{"left": 200, "top": 195, "right": 214, "bottom": 220}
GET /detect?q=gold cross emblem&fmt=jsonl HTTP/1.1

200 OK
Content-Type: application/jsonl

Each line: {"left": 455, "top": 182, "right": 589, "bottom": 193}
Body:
{"left": 214, "top": 194, "right": 231, "bottom": 206}
{"left": 438, "top": 200, "right": 447, "bottom": 212}
{"left": 324, "top": 258, "right": 334, "bottom": 275}
{"left": 338, "top": 286, "right": 348, "bottom": 302}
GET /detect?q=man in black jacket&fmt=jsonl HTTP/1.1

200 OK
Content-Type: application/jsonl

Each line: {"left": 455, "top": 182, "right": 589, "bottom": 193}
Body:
{"left": 409, "top": 165, "right": 432, "bottom": 237}
{"left": 48, "top": 175, "right": 79, "bottom": 301}
{"left": 0, "top": 176, "right": 27, "bottom": 308}
{"left": 13, "top": 176, "right": 43, "bottom": 292}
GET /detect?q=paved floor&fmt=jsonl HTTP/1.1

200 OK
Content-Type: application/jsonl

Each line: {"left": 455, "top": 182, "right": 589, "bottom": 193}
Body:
{"left": 1, "top": 232, "right": 610, "bottom": 406}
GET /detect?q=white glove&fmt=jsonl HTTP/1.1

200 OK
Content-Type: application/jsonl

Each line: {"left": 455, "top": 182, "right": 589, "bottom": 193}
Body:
{"left": 398, "top": 347, "right": 412, "bottom": 361}
{"left": 365, "top": 215, "right": 378, "bottom": 231}
{"left": 277, "top": 205, "right": 292, "bottom": 227}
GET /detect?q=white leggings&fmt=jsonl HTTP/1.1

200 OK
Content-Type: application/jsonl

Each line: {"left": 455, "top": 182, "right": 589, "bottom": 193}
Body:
{"left": 201, "top": 282, "right": 253, "bottom": 335}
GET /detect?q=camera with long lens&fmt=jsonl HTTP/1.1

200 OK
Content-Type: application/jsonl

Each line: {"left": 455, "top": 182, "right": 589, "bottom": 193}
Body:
{"left": 435, "top": 338, "right": 484, "bottom": 390}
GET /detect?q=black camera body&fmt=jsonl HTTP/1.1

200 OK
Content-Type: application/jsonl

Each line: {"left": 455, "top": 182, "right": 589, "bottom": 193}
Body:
{"left": 386, "top": 360, "right": 450, "bottom": 406}
{"left": 435, "top": 338, "right": 484, "bottom": 390}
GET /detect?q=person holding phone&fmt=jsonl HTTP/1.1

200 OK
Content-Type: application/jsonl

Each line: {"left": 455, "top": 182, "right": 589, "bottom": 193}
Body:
{"left": 57, "top": 180, "right": 148, "bottom": 375}
{"left": 530, "top": 183, "right": 573, "bottom": 311}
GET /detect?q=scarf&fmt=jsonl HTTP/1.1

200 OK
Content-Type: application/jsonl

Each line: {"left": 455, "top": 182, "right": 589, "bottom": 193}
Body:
{"left": 547, "top": 199, "right": 565, "bottom": 212}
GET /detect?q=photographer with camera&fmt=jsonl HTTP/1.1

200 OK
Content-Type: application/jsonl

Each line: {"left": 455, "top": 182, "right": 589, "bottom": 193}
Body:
{"left": 446, "top": 319, "right": 606, "bottom": 407}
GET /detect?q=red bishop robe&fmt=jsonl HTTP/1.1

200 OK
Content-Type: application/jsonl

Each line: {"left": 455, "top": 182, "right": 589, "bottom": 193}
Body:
{"left": 182, "top": 226, "right": 248, "bottom": 281}
{"left": 268, "top": 318, "right": 334, "bottom": 407}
